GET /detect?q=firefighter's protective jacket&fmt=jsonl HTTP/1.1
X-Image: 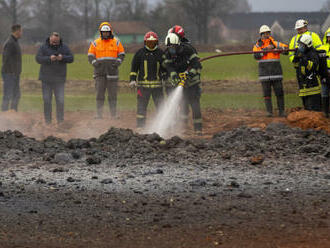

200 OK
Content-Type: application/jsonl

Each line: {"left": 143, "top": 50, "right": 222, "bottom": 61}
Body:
{"left": 129, "top": 47, "right": 165, "bottom": 88}
{"left": 162, "top": 43, "right": 202, "bottom": 87}
{"left": 253, "top": 36, "right": 288, "bottom": 82}
{"left": 289, "top": 31, "right": 322, "bottom": 64}
{"left": 88, "top": 35, "right": 125, "bottom": 79}
{"left": 322, "top": 27, "right": 330, "bottom": 69}
{"left": 295, "top": 47, "right": 321, "bottom": 97}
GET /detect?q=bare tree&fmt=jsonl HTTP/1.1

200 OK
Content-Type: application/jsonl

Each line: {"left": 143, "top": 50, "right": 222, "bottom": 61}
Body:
{"left": 0, "top": 0, "right": 34, "bottom": 24}
{"left": 114, "top": 0, "right": 147, "bottom": 21}
{"left": 231, "top": 0, "right": 251, "bottom": 13}
{"left": 102, "top": 0, "right": 116, "bottom": 21}
{"left": 94, "top": 0, "right": 101, "bottom": 27}
{"left": 322, "top": 0, "right": 330, "bottom": 11}
{"left": 178, "top": 0, "right": 219, "bottom": 44}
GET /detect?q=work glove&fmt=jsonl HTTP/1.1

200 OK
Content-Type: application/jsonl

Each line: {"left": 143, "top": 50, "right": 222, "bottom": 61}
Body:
{"left": 129, "top": 81, "right": 137, "bottom": 88}
{"left": 262, "top": 45, "right": 275, "bottom": 51}
{"left": 321, "top": 78, "right": 328, "bottom": 85}
{"left": 185, "top": 69, "right": 197, "bottom": 79}
{"left": 280, "top": 47, "right": 289, "bottom": 55}
{"left": 170, "top": 72, "right": 180, "bottom": 86}
{"left": 254, "top": 53, "right": 263, "bottom": 60}
{"left": 91, "top": 59, "right": 100, "bottom": 67}
{"left": 115, "top": 58, "right": 122, "bottom": 67}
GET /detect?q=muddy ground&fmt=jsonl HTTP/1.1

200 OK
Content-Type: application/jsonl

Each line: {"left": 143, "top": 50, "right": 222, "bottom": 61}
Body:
{"left": 0, "top": 107, "right": 329, "bottom": 248}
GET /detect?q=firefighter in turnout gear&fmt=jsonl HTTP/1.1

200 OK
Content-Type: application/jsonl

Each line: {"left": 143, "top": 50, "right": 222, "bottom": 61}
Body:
{"left": 129, "top": 31, "right": 165, "bottom": 129}
{"left": 321, "top": 28, "right": 330, "bottom": 118}
{"left": 292, "top": 34, "right": 322, "bottom": 111}
{"left": 289, "top": 19, "right": 322, "bottom": 110}
{"left": 253, "top": 25, "right": 288, "bottom": 117}
{"left": 88, "top": 22, "right": 125, "bottom": 119}
{"left": 163, "top": 33, "right": 202, "bottom": 134}
{"left": 165, "top": 25, "right": 198, "bottom": 96}
{"left": 168, "top": 25, "right": 191, "bottom": 45}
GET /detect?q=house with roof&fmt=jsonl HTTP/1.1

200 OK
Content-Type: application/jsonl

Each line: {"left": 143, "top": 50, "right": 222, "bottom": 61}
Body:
{"left": 111, "top": 21, "right": 150, "bottom": 44}
{"left": 209, "top": 12, "right": 330, "bottom": 44}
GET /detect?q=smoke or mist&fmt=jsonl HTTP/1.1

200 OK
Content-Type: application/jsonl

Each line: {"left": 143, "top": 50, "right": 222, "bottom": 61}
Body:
{"left": 145, "top": 86, "right": 184, "bottom": 138}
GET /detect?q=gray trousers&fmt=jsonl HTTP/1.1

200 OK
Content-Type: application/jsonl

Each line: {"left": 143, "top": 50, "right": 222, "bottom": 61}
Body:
{"left": 95, "top": 76, "right": 118, "bottom": 117}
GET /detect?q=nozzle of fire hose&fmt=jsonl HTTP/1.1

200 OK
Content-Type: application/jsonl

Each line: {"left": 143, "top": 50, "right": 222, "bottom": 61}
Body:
{"left": 178, "top": 72, "right": 187, "bottom": 87}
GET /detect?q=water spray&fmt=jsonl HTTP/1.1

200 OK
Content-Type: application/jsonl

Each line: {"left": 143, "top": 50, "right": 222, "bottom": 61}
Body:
{"left": 146, "top": 49, "right": 296, "bottom": 137}
{"left": 146, "top": 73, "right": 187, "bottom": 138}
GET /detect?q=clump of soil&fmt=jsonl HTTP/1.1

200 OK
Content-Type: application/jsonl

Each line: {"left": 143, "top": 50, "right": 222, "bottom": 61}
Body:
{"left": 287, "top": 109, "right": 330, "bottom": 133}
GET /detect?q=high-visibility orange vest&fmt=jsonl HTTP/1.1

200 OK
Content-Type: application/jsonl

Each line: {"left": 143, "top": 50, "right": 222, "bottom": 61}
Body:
{"left": 88, "top": 37, "right": 125, "bottom": 61}
{"left": 253, "top": 36, "right": 288, "bottom": 60}
{"left": 253, "top": 36, "right": 288, "bottom": 81}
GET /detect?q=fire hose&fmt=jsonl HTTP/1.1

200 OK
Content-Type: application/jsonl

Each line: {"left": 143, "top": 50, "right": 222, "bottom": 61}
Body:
{"left": 199, "top": 49, "right": 297, "bottom": 62}
{"left": 178, "top": 49, "right": 297, "bottom": 86}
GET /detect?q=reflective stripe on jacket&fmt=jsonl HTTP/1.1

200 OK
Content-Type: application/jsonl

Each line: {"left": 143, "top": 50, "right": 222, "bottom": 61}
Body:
{"left": 289, "top": 31, "right": 323, "bottom": 64}
{"left": 253, "top": 36, "right": 287, "bottom": 82}
{"left": 130, "top": 47, "right": 165, "bottom": 88}
{"left": 88, "top": 37, "right": 125, "bottom": 77}
{"left": 296, "top": 48, "right": 321, "bottom": 97}
{"left": 322, "top": 27, "right": 330, "bottom": 68}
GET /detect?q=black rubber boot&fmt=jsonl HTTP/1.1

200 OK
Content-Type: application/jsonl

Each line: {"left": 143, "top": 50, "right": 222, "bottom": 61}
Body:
{"left": 322, "top": 97, "right": 329, "bottom": 118}
{"left": 193, "top": 122, "right": 202, "bottom": 136}
{"left": 137, "top": 116, "right": 146, "bottom": 128}
{"left": 277, "top": 95, "right": 286, "bottom": 117}
{"left": 264, "top": 98, "right": 273, "bottom": 117}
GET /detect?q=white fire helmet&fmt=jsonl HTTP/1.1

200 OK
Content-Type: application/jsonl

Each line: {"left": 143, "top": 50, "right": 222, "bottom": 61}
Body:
{"left": 295, "top": 19, "right": 308, "bottom": 30}
{"left": 299, "top": 34, "right": 313, "bottom": 48}
{"left": 165, "top": 33, "right": 180, "bottom": 46}
{"left": 259, "top": 25, "right": 271, "bottom": 34}
{"left": 100, "top": 25, "right": 111, "bottom": 32}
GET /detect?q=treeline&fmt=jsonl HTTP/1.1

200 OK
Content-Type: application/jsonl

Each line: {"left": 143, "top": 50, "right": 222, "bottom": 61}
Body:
{"left": 0, "top": 0, "right": 251, "bottom": 45}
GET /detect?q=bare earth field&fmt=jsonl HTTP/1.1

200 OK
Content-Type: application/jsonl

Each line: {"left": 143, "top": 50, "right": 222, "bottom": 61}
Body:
{"left": 0, "top": 80, "right": 329, "bottom": 247}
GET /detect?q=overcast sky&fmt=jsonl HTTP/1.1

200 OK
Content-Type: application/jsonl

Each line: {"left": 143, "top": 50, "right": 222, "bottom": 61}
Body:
{"left": 148, "top": 0, "right": 327, "bottom": 12}
{"left": 247, "top": 0, "right": 326, "bottom": 12}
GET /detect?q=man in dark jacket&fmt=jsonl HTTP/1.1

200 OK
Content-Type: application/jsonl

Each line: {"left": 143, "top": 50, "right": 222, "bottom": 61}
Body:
{"left": 163, "top": 33, "right": 203, "bottom": 134}
{"left": 36, "top": 32, "right": 74, "bottom": 124}
{"left": 1, "top": 24, "right": 22, "bottom": 112}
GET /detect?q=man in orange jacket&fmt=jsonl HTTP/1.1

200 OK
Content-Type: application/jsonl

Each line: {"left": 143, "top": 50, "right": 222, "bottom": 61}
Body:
{"left": 88, "top": 22, "right": 125, "bottom": 119}
{"left": 253, "top": 25, "right": 288, "bottom": 117}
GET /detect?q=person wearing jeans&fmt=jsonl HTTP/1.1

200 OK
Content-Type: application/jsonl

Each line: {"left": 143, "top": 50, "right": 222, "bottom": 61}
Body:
{"left": 36, "top": 32, "right": 73, "bottom": 124}
{"left": 41, "top": 80, "right": 65, "bottom": 124}
{"left": 1, "top": 24, "right": 22, "bottom": 112}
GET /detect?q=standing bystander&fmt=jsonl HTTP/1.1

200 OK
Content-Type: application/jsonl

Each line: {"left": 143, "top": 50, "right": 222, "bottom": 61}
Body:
{"left": 35, "top": 32, "right": 74, "bottom": 124}
{"left": 253, "top": 25, "right": 288, "bottom": 117}
{"left": 1, "top": 24, "right": 23, "bottom": 112}
{"left": 88, "top": 22, "right": 125, "bottom": 119}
